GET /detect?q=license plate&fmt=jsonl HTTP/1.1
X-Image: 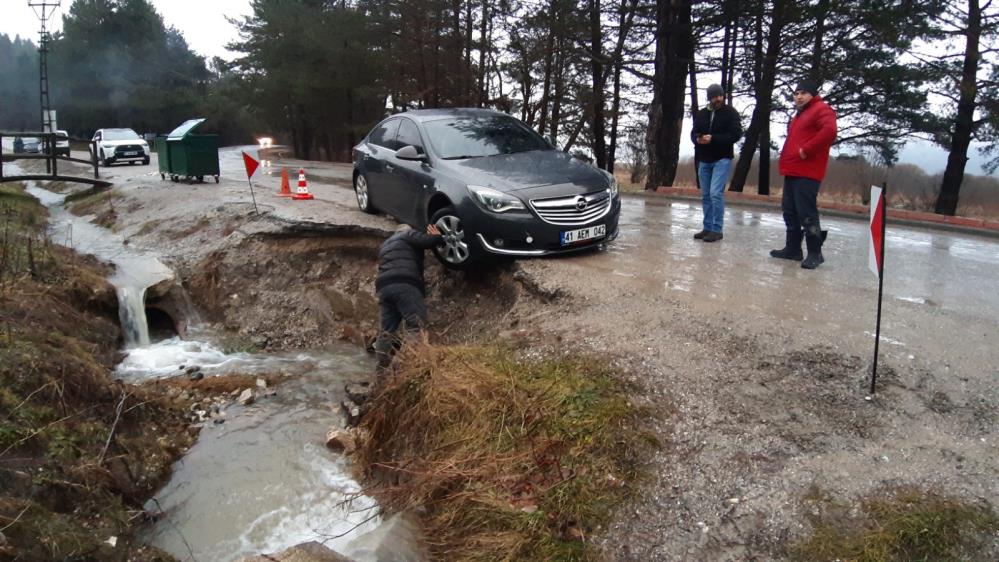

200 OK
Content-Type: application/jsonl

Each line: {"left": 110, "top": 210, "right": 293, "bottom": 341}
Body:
{"left": 560, "top": 224, "right": 606, "bottom": 245}
{"left": 123, "top": 151, "right": 138, "bottom": 156}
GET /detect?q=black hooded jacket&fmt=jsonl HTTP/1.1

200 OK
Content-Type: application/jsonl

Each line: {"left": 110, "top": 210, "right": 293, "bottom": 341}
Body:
{"left": 375, "top": 229, "right": 442, "bottom": 295}
{"left": 690, "top": 104, "right": 743, "bottom": 163}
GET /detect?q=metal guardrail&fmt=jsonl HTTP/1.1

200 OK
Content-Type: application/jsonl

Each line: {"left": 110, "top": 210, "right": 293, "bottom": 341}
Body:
{"left": 0, "top": 131, "right": 108, "bottom": 187}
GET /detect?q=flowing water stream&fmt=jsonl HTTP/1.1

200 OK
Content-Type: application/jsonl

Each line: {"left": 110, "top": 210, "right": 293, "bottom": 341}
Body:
{"left": 18, "top": 172, "right": 391, "bottom": 561}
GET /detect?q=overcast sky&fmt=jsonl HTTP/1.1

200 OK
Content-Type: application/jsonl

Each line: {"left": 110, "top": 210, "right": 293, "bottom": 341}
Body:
{"left": 0, "top": 0, "right": 991, "bottom": 175}
{"left": 1, "top": 0, "right": 250, "bottom": 60}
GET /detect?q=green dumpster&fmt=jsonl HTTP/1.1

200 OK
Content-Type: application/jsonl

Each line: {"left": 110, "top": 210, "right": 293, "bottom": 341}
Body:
{"left": 155, "top": 136, "right": 171, "bottom": 178}
{"left": 164, "top": 118, "right": 220, "bottom": 184}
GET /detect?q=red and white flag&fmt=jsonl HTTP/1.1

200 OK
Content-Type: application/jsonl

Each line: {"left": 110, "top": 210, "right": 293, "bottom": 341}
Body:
{"left": 242, "top": 150, "right": 261, "bottom": 179}
{"left": 869, "top": 185, "right": 885, "bottom": 279}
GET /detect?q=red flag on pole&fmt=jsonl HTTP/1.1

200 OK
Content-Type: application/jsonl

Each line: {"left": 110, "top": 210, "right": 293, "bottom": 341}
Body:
{"left": 242, "top": 150, "right": 260, "bottom": 179}
{"left": 869, "top": 185, "right": 885, "bottom": 279}
{"left": 868, "top": 184, "right": 887, "bottom": 394}
{"left": 240, "top": 150, "right": 261, "bottom": 214}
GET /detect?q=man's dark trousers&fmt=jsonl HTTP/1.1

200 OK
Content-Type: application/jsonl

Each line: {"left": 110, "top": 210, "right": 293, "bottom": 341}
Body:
{"left": 782, "top": 176, "right": 822, "bottom": 238}
{"left": 374, "top": 283, "right": 428, "bottom": 371}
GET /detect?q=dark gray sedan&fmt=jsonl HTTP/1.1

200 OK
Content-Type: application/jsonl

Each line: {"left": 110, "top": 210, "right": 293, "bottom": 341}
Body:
{"left": 352, "top": 108, "right": 620, "bottom": 268}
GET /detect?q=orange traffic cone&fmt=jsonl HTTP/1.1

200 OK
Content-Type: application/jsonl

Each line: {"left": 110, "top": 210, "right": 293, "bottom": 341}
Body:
{"left": 277, "top": 167, "right": 292, "bottom": 197}
{"left": 292, "top": 168, "right": 314, "bottom": 200}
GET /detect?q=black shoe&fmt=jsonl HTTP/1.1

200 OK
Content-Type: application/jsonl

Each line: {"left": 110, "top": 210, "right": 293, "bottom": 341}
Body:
{"left": 801, "top": 233, "right": 825, "bottom": 269}
{"left": 694, "top": 230, "right": 708, "bottom": 240}
{"left": 770, "top": 230, "right": 804, "bottom": 260}
{"left": 801, "top": 253, "right": 824, "bottom": 269}
{"left": 703, "top": 231, "right": 723, "bottom": 242}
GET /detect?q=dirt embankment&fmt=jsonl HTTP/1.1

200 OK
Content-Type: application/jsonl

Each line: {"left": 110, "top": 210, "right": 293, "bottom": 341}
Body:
{"left": 171, "top": 222, "right": 545, "bottom": 353}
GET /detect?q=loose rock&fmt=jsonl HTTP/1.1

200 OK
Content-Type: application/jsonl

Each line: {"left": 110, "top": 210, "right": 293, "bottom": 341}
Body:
{"left": 341, "top": 399, "right": 362, "bottom": 426}
{"left": 238, "top": 388, "right": 255, "bottom": 406}
{"left": 325, "top": 428, "right": 357, "bottom": 454}
{"left": 345, "top": 382, "right": 372, "bottom": 404}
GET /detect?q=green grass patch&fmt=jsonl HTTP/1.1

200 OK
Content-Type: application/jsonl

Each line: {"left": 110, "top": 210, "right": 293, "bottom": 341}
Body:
{"left": 357, "top": 342, "right": 660, "bottom": 561}
{"left": 792, "top": 486, "right": 999, "bottom": 561}
{"left": 0, "top": 182, "right": 58, "bottom": 289}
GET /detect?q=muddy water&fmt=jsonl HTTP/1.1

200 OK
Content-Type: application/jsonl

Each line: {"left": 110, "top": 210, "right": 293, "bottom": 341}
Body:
{"left": 119, "top": 341, "right": 381, "bottom": 562}
{"left": 22, "top": 180, "right": 173, "bottom": 347}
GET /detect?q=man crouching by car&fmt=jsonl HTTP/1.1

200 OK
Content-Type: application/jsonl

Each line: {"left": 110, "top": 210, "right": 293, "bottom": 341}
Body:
{"left": 374, "top": 223, "right": 443, "bottom": 374}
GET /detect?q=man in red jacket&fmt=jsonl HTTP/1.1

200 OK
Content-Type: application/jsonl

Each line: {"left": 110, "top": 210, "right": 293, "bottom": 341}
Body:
{"left": 771, "top": 79, "right": 837, "bottom": 269}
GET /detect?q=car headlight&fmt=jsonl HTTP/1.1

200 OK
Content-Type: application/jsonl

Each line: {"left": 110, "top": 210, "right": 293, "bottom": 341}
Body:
{"left": 606, "top": 173, "right": 619, "bottom": 198}
{"left": 102, "top": 143, "right": 114, "bottom": 150}
{"left": 467, "top": 185, "right": 525, "bottom": 213}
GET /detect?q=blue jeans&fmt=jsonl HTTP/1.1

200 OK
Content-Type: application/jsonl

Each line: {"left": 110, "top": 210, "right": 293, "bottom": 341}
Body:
{"left": 698, "top": 159, "right": 731, "bottom": 233}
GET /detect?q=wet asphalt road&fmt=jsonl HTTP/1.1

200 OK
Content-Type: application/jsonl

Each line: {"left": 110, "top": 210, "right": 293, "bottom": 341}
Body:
{"left": 556, "top": 195, "right": 998, "bottom": 381}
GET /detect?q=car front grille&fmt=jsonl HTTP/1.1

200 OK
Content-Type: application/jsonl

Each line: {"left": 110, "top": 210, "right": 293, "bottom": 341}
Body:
{"left": 530, "top": 189, "right": 613, "bottom": 226}
{"left": 115, "top": 145, "right": 144, "bottom": 155}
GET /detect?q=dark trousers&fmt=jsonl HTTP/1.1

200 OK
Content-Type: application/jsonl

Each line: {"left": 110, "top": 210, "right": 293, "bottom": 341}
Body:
{"left": 374, "top": 284, "right": 428, "bottom": 371}
{"left": 782, "top": 176, "right": 822, "bottom": 238}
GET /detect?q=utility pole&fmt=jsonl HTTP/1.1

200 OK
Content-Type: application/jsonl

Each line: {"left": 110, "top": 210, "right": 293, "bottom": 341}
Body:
{"left": 29, "top": 1, "right": 61, "bottom": 131}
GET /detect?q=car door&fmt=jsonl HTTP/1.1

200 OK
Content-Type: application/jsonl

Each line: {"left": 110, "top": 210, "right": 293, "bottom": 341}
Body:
{"left": 391, "top": 118, "right": 435, "bottom": 225}
{"left": 361, "top": 119, "right": 400, "bottom": 214}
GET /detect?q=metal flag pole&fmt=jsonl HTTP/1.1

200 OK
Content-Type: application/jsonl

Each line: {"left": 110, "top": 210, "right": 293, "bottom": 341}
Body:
{"left": 870, "top": 182, "right": 887, "bottom": 394}
{"left": 246, "top": 176, "right": 260, "bottom": 215}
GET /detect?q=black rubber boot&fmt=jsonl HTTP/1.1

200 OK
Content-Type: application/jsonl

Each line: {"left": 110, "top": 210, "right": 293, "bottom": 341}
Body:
{"left": 770, "top": 230, "right": 804, "bottom": 261}
{"left": 801, "top": 233, "right": 825, "bottom": 269}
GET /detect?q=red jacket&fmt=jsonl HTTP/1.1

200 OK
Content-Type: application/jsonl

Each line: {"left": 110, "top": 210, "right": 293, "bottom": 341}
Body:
{"left": 779, "top": 96, "right": 837, "bottom": 182}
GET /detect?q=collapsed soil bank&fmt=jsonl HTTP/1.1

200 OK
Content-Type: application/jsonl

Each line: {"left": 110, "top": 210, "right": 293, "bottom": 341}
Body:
{"left": 178, "top": 225, "right": 543, "bottom": 353}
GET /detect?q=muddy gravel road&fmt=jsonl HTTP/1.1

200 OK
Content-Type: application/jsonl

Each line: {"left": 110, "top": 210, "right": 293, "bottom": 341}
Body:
{"left": 59, "top": 147, "right": 999, "bottom": 560}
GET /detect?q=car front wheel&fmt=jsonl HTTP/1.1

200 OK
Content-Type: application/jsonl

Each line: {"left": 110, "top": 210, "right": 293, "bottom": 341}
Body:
{"left": 431, "top": 207, "right": 474, "bottom": 270}
{"left": 354, "top": 173, "right": 375, "bottom": 214}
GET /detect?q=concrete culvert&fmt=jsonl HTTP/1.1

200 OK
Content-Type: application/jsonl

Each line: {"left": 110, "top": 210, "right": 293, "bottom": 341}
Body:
{"left": 145, "top": 307, "right": 179, "bottom": 342}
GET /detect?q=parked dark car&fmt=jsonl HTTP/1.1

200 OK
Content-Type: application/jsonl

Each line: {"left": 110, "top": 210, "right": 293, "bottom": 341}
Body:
{"left": 21, "top": 137, "right": 41, "bottom": 154}
{"left": 352, "top": 108, "right": 620, "bottom": 269}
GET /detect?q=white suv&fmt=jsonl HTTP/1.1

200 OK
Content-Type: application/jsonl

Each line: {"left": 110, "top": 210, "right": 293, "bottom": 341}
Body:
{"left": 92, "top": 128, "right": 150, "bottom": 166}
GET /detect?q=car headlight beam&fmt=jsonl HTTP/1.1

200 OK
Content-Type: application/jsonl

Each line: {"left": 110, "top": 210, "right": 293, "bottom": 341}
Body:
{"left": 467, "top": 185, "right": 525, "bottom": 213}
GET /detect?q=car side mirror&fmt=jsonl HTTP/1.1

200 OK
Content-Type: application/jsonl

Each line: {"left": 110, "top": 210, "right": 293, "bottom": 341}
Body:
{"left": 397, "top": 145, "right": 427, "bottom": 161}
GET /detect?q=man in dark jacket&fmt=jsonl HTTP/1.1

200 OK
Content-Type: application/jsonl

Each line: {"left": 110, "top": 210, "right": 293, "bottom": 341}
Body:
{"left": 772, "top": 79, "right": 838, "bottom": 269}
{"left": 373, "top": 223, "right": 442, "bottom": 372}
{"left": 691, "top": 84, "right": 743, "bottom": 242}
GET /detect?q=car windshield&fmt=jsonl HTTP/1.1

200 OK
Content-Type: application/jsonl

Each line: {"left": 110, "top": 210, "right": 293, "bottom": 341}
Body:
{"left": 424, "top": 116, "right": 550, "bottom": 160}
{"left": 104, "top": 129, "right": 140, "bottom": 141}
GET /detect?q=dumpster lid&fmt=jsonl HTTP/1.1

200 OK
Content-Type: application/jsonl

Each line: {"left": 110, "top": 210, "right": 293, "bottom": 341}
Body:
{"left": 167, "top": 118, "right": 207, "bottom": 140}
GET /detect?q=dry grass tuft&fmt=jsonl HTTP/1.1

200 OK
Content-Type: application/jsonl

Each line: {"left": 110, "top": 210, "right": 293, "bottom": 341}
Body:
{"left": 356, "top": 341, "right": 658, "bottom": 561}
{"left": 793, "top": 486, "right": 999, "bottom": 561}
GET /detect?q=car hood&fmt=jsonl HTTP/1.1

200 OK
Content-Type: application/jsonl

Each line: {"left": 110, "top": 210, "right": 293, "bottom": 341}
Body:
{"left": 438, "top": 150, "right": 610, "bottom": 193}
